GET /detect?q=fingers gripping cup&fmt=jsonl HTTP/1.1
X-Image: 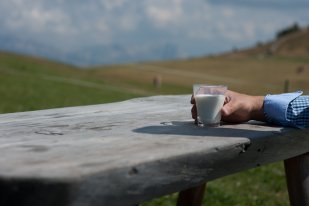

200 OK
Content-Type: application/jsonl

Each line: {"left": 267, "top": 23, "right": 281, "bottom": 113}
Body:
{"left": 193, "top": 85, "right": 227, "bottom": 127}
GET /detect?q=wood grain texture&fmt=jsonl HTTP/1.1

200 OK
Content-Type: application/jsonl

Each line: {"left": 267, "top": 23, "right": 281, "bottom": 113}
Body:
{"left": 0, "top": 95, "right": 308, "bottom": 206}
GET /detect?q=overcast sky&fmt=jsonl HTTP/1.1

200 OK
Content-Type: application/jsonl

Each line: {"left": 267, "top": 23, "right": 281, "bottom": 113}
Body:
{"left": 0, "top": 0, "right": 308, "bottom": 65}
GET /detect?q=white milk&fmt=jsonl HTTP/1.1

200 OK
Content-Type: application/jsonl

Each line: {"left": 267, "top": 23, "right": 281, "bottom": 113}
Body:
{"left": 195, "top": 94, "right": 225, "bottom": 125}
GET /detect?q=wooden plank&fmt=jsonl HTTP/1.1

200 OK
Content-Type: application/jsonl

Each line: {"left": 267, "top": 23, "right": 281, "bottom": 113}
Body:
{"left": 284, "top": 152, "right": 309, "bottom": 206}
{"left": 177, "top": 183, "right": 206, "bottom": 206}
{"left": 0, "top": 95, "right": 308, "bottom": 206}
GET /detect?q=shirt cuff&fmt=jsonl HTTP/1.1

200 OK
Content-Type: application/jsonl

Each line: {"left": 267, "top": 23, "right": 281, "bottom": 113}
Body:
{"left": 264, "top": 91, "right": 303, "bottom": 126}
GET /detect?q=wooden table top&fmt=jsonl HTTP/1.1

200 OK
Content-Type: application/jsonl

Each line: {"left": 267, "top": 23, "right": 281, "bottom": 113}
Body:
{"left": 0, "top": 95, "right": 308, "bottom": 205}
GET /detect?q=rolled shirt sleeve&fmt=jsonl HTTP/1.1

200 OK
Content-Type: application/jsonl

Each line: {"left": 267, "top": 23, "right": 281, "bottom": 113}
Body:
{"left": 263, "top": 91, "right": 303, "bottom": 127}
{"left": 286, "top": 95, "right": 309, "bottom": 128}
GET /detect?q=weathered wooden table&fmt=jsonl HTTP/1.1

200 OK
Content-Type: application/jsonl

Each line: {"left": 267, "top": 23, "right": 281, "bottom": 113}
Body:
{"left": 0, "top": 95, "right": 308, "bottom": 206}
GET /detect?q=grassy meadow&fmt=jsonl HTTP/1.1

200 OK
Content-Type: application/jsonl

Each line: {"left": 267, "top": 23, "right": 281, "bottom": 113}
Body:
{"left": 0, "top": 40, "right": 309, "bottom": 206}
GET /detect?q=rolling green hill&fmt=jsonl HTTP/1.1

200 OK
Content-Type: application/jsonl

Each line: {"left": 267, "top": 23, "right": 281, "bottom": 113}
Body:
{"left": 0, "top": 28, "right": 308, "bottom": 206}
{"left": 0, "top": 51, "right": 145, "bottom": 113}
{"left": 223, "top": 27, "right": 309, "bottom": 58}
{"left": 89, "top": 28, "right": 309, "bottom": 96}
{"left": 1, "top": 28, "right": 308, "bottom": 114}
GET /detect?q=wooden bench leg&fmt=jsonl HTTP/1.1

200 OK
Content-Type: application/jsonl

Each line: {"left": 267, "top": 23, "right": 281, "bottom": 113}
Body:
{"left": 176, "top": 183, "right": 206, "bottom": 206}
{"left": 284, "top": 152, "right": 309, "bottom": 206}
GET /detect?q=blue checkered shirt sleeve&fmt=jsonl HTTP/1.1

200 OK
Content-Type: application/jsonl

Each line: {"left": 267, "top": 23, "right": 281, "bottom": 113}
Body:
{"left": 286, "top": 96, "right": 309, "bottom": 128}
{"left": 264, "top": 91, "right": 309, "bottom": 128}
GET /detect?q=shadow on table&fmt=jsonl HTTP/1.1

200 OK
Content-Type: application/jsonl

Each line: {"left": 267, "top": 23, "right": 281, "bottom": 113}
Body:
{"left": 133, "top": 120, "right": 280, "bottom": 138}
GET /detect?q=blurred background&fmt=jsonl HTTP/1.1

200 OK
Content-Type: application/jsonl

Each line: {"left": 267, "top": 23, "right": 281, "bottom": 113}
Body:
{"left": 0, "top": 0, "right": 308, "bottom": 205}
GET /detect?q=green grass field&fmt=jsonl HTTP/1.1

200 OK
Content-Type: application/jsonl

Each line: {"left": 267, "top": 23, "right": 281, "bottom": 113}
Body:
{"left": 142, "top": 163, "right": 289, "bottom": 206}
{"left": 0, "top": 47, "right": 308, "bottom": 205}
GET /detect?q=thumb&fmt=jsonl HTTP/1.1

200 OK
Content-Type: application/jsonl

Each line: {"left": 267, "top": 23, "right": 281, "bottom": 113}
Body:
{"left": 221, "top": 101, "right": 236, "bottom": 117}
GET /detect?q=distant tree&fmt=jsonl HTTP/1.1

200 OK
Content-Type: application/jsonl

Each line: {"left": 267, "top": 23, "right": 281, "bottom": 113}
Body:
{"left": 276, "top": 23, "right": 300, "bottom": 39}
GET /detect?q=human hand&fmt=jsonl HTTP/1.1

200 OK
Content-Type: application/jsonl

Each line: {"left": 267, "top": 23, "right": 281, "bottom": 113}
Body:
{"left": 220, "top": 90, "right": 265, "bottom": 123}
{"left": 191, "top": 90, "right": 265, "bottom": 123}
{"left": 191, "top": 95, "right": 198, "bottom": 123}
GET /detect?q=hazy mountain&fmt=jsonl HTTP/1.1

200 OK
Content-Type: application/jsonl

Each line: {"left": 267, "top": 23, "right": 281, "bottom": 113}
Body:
{"left": 0, "top": 33, "right": 65, "bottom": 63}
{"left": 63, "top": 43, "right": 179, "bottom": 66}
{"left": 0, "top": 33, "right": 180, "bottom": 66}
